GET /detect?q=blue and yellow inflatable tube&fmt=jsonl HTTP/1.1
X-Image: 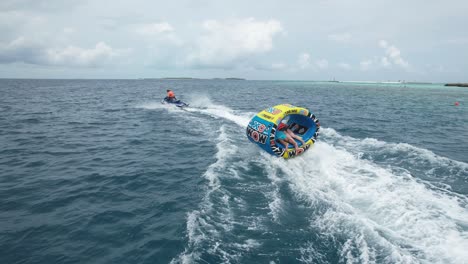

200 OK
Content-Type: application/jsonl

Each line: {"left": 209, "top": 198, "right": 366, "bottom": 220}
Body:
{"left": 246, "top": 104, "right": 320, "bottom": 159}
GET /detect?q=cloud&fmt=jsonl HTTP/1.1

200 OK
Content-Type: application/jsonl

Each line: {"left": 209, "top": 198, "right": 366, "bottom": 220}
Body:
{"left": 379, "top": 40, "right": 409, "bottom": 69}
{"left": 134, "top": 22, "right": 183, "bottom": 47}
{"left": 297, "top": 53, "right": 311, "bottom": 69}
{"left": 0, "top": 37, "right": 45, "bottom": 64}
{"left": 0, "top": 38, "right": 129, "bottom": 67}
{"left": 315, "top": 59, "right": 329, "bottom": 69}
{"left": 135, "top": 22, "right": 174, "bottom": 36}
{"left": 328, "top": 32, "right": 352, "bottom": 43}
{"left": 0, "top": 10, "right": 46, "bottom": 40}
{"left": 0, "top": 1, "right": 464, "bottom": 81}
{"left": 295, "top": 54, "right": 329, "bottom": 71}
{"left": 380, "top": 56, "right": 390, "bottom": 67}
{"left": 186, "top": 18, "right": 283, "bottom": 67}
{"left": 358, "top": 41, "right": 410, "bottom": 71}
{"left": 47, "top": 42, "right": 129, "bottom": 66}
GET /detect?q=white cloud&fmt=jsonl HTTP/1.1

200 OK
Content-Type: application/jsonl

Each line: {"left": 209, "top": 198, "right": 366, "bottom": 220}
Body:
{"left": 379, "top": 40, "right": 388, "bottom": 48}
{"left": 135, "top": 22, "right": 182, "bottom": 47}
{"left": 296, "top": 54, "right": 330, "bottom": 71}
{"left": 380, "top": 57, "right": 390, "bottom": 67}
{"left": 297, "top": 53, "right": 311, "bottom": 69}
{"left": 328, "top": 32, "right": 352, "bottom": 43}
{"left": 359, "top": 41, "right": 410, "bottom": 71}
{"left": 136, "top": 22, "right": 174, "bottom": 36}
{"left": 1, "top": 37, "right": 130, "bottom": 67}
{"left": 379, "top": 39, "right": 409, "bottom": 69}
{"left": 46, "top": 42, "right": 128, "bottom": 66}
{"left": 315, "top": 59, "right": 329, "bottom": 69}
{"left": 187, "top": 18, "right": 283, "bottom": 66}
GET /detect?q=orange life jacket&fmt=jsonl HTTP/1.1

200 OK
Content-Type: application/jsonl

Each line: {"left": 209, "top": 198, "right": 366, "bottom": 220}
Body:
{"left": 167, "top": 91, "right": 175, "bottom": 98}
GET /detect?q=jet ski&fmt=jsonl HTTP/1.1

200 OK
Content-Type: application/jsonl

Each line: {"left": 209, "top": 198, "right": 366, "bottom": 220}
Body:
{"left": 161, "top": 97, "right": 189, "bottom": 108}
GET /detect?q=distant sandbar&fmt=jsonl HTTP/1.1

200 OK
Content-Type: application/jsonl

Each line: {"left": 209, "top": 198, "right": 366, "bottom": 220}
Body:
{"left": 445, "top": 83, "right": 468, "bottom": 87}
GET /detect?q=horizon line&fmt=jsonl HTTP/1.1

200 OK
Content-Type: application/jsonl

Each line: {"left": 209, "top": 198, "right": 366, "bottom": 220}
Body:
{"left": 0, "top": 77, "right": 461, "bottom": 84}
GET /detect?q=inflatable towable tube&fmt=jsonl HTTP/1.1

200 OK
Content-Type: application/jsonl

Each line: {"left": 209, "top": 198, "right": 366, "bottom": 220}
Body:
{"left": 246, "top": 104, "right": 320, "bottom": 159}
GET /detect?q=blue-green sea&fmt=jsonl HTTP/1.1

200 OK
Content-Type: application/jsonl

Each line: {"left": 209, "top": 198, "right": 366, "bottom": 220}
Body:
{"left": 1, "top": 79, "right": 467, "bottom": 264}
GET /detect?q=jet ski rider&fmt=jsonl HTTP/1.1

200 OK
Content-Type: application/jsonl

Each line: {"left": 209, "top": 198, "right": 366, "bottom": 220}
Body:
{"left": 166, "top": 89, "right": 177, "bottom": 102}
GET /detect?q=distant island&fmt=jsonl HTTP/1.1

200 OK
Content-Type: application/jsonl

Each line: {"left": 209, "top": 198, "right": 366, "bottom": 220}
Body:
{"left": 140, "top": 77, "right": 246, "bottom": 80}
{"left": 224, "top": 78, "right": 245, "bottom": 80}
{"left": 445, "top": 83, "right": 468, "bottom": 87}
{"left": 212, "top": 77, "right": 245, "bottom": 80}
{"left": 160, "top": 77, "right": 198, "bottom": 80}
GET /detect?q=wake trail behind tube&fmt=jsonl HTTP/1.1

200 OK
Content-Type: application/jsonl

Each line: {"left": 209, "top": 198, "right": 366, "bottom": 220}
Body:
{"left": 321, "top": 127, "right": 468, "bottom": 196}
{"left": 321, "top": 127, "right": 468, "bottom": 170}
{"left": 172, "top": 125, "right": 236, "bottom": 263}
{"left": 172, "top": 125, "right": 275, "bottom": 264}
{"left": 280, "top": 140, "right": 468, "bottom": 264}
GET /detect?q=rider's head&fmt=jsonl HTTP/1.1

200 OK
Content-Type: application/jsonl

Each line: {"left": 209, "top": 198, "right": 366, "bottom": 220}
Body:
{"left": 278, "top": 123, "right": 288, "bottom": 131}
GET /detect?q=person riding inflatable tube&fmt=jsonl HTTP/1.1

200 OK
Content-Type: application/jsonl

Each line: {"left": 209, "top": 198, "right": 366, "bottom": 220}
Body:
{"left": 246, "top": 104, "right": 320, "bottom": 159}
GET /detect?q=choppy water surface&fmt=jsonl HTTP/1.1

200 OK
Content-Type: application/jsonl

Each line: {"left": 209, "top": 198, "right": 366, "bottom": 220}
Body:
{"left": 1, "top": 79, "right": 467, "bottom": 264}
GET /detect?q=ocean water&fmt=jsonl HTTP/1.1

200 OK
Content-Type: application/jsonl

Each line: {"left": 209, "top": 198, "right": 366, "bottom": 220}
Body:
{"left": 1, "top": 79, "right": 467, "bottom": 264}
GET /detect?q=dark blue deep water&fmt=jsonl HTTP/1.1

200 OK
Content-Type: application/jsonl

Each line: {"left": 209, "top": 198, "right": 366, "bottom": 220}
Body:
{"left": 1, "top": 79, "right": 467, "bottom": 264}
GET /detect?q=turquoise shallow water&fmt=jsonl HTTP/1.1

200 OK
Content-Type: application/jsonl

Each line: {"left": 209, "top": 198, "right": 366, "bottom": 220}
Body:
{"left": 1, "top": 79, "right": 467, "bottom": 263}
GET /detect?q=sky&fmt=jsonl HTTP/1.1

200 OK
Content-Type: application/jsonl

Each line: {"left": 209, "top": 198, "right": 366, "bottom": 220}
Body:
{"left": 1, "top": 0, "right": 467, "bottom": 82}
